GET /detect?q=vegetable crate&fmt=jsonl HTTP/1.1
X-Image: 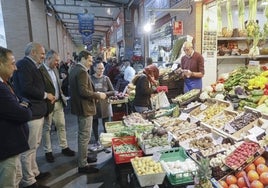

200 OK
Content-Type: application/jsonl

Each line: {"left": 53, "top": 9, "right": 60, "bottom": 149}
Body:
{"left": 105, "top": 121, "right": 124, "bottom": 133}
{"left": 160, "top": 147, "right": 198, "bottom": 185}
{"left": 112, "top": 136, "right": 143, "bottom": 164}
{"left": 131, "top": 157, "right": 166, "bottom": 187}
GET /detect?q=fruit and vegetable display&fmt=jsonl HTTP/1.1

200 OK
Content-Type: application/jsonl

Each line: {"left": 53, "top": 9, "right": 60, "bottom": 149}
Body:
{"left": 131, "top": 156, "right": 164, "bottom": 175}
{"left": 172, "top": 89, "right": 200, "bottom": 105}
{"left": 203, "top": 110, "right": 238, "bottom": 129}
{"left": 224, "top": 141, "right": 260, "bottom": 170}
{"left": 219, "top": 155, "right": 268, "bottom": 188}
{"left": 123, "top": 112, "right": 153, "bottom": 126}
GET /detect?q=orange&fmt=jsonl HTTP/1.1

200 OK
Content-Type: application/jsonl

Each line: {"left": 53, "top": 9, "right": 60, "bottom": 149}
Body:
{"left": 225, "top": 175, "right": 238, "bottom": 185}
{"left": 219, "top": 180, "right": 228, "bottom": 188}
{"left": 245, "top": 163, "right": 256, "bottom": 173}
{"left": 253, "top": 156, "right": 266, "bottom": 166}
{"left": 247, "top": 170, "right": 259, "bottom": 182}
{"left": 237, "top": 177, "right": 247, "bottom": 188}
{"left": 256, "top": 164, "right": 268, "bottom": 175}
{"left": 260, "top": 172, "right": 268, "bottom": 185}
{"left": 251, "top": 180, "right": 264, "bottom": 188}
{"left": 228, "top": 184, "right": 239, "bottom": 188}
{"left": 235, "top": 170, "right": 246, "bottom": 179}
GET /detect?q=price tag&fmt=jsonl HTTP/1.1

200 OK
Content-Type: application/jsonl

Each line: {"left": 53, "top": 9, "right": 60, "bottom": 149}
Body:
{"left": 152, "top": 152, "right": 161, "bottom": 162}
{"left": 179, "top": 112, "right": 189, "bottom": 120}
{"left": 168, "top": 132, "right": 174, "bottom": 143}
{"left": 200, "top": 103, "right": 207, "bottom": 111}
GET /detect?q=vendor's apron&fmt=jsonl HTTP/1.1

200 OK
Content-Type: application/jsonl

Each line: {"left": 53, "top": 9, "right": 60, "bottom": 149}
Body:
{"left": 184, "top": 78, "right": 202, "bottom": 93}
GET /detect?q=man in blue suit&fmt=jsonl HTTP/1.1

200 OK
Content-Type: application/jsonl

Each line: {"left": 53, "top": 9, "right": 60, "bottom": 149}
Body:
{"left": 13, "top": 42, "right": 54, "bottom": 188}
{"left": 0, "top": 46, "right": 32, "bottom": 187}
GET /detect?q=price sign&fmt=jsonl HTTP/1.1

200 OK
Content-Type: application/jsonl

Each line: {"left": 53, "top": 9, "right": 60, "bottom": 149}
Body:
{"left": 152, "top": 152, "right": 161, "bottom": 162}
{"left": 179, "top": 112, "right": 189, "bottom": 120}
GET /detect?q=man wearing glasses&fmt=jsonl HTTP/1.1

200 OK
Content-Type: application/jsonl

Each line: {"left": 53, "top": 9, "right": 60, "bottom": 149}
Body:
{"left": 176, "top": 41, "right": 204, "bottom": 93}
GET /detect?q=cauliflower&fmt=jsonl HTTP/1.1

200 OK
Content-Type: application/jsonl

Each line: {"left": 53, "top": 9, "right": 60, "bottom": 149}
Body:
{"left": 215, "top": 93, "right": 225, "bottom": 100}
{"left": 215, "top": 83, "right": 224, "bottom": 92}
{"left": 204, "top": 85, "right": 213, "bottom": 93}
{"left": 200, "top": 91, "right": 210, "bottom": 101}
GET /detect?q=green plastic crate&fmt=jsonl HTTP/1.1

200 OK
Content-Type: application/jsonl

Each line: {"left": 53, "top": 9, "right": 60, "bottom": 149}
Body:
{"left": 160, "top": 147, "right": 197, "bottom": 185}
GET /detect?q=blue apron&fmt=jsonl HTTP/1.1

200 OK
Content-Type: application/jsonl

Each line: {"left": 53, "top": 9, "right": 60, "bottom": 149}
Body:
{"left": 184, "top": 78, "right": 202, "bottom": 93}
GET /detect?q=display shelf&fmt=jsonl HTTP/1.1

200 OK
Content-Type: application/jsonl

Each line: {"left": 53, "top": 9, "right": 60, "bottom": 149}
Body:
{"left": 217, "top": 37, "right": 249, "bottom": 41}
{"left": 217, "top": 54, "right": 268, "bottom": 59}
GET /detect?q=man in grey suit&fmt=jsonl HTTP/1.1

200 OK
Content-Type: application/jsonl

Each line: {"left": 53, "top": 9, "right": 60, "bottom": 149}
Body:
{"left": 69, "top": 50, "right": 106, "bottom": 174}
{"left": 39, "top": 50, "right": 75, "bottom": 163}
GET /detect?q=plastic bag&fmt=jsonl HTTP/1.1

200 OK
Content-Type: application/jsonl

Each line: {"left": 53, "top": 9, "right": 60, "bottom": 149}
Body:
{"left": 151, "top": 91, "right": 170, "bottom": 110}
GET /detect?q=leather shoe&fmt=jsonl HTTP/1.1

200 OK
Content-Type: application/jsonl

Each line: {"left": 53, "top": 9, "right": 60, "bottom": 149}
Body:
{"left": 62, "top": 147, "right": 75, "bottom": 156}
{"left": 87, "top": 157, "right": 97, "bottom": 163}
{"left": 45, "top": 152, "right": 54, "bottom": 163}
{"left": 78, "top": 166, "right": 99, "bottom": 174}
{"left": 24, "top": 182, "right": 50, "bottom": 188}
{"left": 35, "top": 171, "right": 51, "bottom": 180}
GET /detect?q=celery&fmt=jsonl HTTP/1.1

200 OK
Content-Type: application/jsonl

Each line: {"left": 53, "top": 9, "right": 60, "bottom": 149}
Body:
{"left": 226, "top": 0, "right": 233, "bottom": 31}
{"left": 237, "top": 0, "right": 245, "bottom": 30}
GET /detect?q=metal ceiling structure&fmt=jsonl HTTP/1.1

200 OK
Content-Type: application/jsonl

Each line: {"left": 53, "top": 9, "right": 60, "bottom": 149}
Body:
{"left": 46, "top": 0, "right": 140, "bottom": 47}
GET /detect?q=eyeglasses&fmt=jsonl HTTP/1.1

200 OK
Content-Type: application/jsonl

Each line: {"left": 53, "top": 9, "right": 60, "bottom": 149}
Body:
{"left": 184, "top": 48, "right": 191, "bottom": 52}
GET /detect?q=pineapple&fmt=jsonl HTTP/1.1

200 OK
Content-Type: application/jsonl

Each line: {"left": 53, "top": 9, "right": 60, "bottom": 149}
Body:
{"left": 195, "top": 157, "right": 213, "bottom": 188}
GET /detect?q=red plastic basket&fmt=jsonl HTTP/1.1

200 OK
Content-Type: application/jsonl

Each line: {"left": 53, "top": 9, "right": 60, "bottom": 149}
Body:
{"left": 112, "top": 136, "right": 143, "bottom": 164}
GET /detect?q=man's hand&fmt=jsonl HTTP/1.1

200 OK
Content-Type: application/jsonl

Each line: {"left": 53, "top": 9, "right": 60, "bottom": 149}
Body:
{"left": 47, "top": 93, "right": 56, "bottom": 104}
{"left": 98, "top": 92, "right": 107, "bottom": 99}
{"left": 183, "top": 70, "right": 192, "bottom": 78}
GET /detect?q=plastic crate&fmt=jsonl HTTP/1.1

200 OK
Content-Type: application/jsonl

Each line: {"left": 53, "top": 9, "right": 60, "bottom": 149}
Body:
{"left": 131, "top": 156, "right": 166, "bottom": 187}
{"left": 105, "top": 121, "right": 124, "bottom": 133}
{"left": 160, "top": 147, "right": 198, "bottom": 185}
{"left": 112, "top": 136, "right": 143, "bottom": 164}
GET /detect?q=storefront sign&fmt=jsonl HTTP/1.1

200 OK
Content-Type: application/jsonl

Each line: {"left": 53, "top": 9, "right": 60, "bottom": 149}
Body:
{"left": 82, "top": 34, "right": 92, "bottom": 45}
{"left": 117, "top": 26, "right": 123, "bottom": 41}
{"left": 173, "top": 21, "right": 183, "bottom": 35}
{"left": 78, "top": 13, "right": 94, "bottom": 36}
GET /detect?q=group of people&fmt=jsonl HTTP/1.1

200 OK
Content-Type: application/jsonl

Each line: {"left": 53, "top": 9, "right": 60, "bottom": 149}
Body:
{"left": 0, "top": 40, "right": 204, "bottom": 188}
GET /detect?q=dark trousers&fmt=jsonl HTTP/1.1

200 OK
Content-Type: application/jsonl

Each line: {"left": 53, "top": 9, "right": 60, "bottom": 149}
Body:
{"left": 92, "top": 117, "right": 109, "bottom": 142}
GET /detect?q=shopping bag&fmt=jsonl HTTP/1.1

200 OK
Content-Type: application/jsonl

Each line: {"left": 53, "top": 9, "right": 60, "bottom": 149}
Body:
{"left": 151, "top": 91, "right": 170, "bottom": 110}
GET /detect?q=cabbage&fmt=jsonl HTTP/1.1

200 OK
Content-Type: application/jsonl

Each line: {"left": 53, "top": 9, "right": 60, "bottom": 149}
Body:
{"left": 204, "top": 85, "right": 213, "bottom": 92}
{"left": 215, "top": 93, "right": 225, "bottom": 100}
{"left": 200, "top": 91, "right": 210, "bottom": 100}
{"left": 215, "top": 83, "right": 224, "bottom": 92}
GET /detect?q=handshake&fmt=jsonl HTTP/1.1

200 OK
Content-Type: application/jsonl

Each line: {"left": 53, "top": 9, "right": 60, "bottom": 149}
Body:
{"left": 174, "top": 68, "right": 193, "bottom": 78}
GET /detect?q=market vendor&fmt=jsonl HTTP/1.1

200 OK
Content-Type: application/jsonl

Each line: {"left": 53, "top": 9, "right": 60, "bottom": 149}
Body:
{"left": 175, "top": 41, "right": 205, "bottom": 93}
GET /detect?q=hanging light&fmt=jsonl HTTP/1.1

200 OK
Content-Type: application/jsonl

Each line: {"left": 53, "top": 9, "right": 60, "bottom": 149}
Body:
{"left": 262, "top": 0, "right": 268, "bottom": 5}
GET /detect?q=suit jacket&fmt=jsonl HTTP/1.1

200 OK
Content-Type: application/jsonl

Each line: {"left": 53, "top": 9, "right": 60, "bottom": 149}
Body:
{"left": 0, "top": 81, "right": 32, "bottom": 160}
{"left": 12, "top": 57, "right": 47, "bottom": 119}
{"left": 39, "top": 64, "right": 66, "bottom": 115}
{"left": 69, "top": 64, "right": 101, "bottom": 116}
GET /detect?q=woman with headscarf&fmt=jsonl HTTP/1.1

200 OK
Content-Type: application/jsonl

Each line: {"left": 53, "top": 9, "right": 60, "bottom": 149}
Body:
{"left": 132, "top": 64, "right": 159, "bottom": 113}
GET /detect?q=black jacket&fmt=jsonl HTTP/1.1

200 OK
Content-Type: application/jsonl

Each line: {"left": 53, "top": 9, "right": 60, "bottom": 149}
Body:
{"left": 0, "top": 81, "right": 31, "bottom": 160}
{"left": 133, "top": 74, "right": 154, "bottom": 108}
{"left": 13, "top": 57, "right": 47, "bottom": 119}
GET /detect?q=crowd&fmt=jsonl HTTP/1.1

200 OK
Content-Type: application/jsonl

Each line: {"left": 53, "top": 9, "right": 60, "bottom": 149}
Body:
{"left": 0, "top": 40, "right": 204, "bottom": 188}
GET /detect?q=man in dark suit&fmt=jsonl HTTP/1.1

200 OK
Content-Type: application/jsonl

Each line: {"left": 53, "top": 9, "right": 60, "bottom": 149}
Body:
{"left": 39, "top": 50, "right": 75, "bottom": 163}
{"left": 0, "top": 46, "right": 32, "bottom": 188}
{"left": 69, "top": 50, "right": 106, "bottom": 174}
{"left": 13, "top": 42, "right": 54, "bottom": 188}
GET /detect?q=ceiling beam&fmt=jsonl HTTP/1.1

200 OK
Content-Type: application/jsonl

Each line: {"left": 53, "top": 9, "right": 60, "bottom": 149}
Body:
{"left": 57, "top": 11, "right": 115, "bottom": 21}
